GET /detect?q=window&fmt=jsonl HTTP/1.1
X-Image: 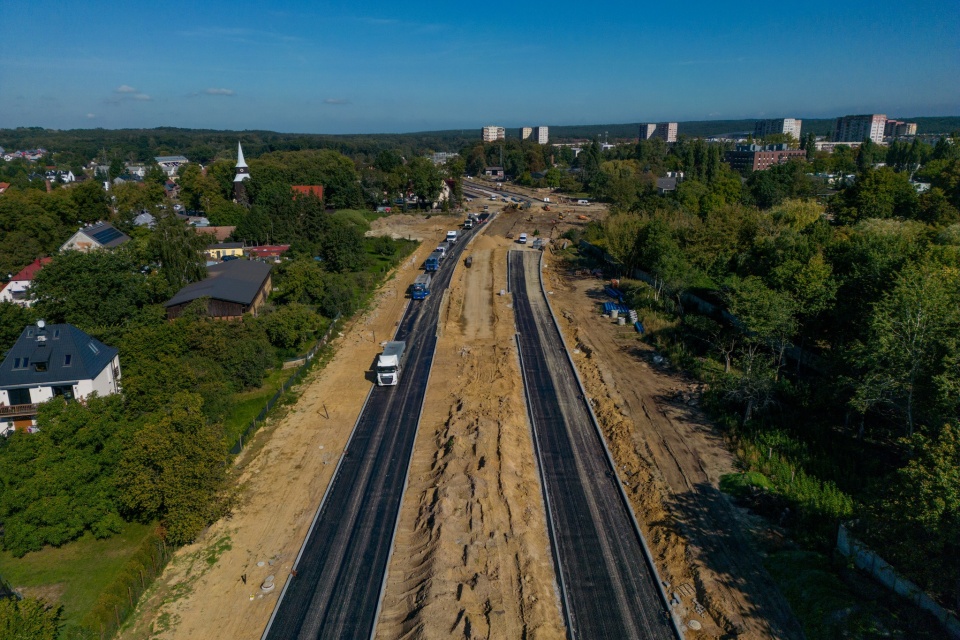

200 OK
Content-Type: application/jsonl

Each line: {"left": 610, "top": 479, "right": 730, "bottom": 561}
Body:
{"left": 35, "top": 362, "right": 46, "bottom": 372}
{"left": 13, "top": 357, "right": 21, "bottom": 369}
{"left": 53, "top": 329, "right": 60, "bottom": 339}
{"left": 64, "top": 354, "right": 72, "bottom": 366}
{"left": 26, "top": 329, "right": 33, "bottom": 338}
{"left": 88, "top": 342, "right": 100, "bottom": 355}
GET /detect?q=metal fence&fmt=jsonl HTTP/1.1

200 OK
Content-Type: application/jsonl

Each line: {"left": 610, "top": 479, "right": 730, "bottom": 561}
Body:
{"left": 837, "top": 525, "right": 960, "bottom": 639}
{"left": 229, "top": 314, "right": 341, "bottom": 455}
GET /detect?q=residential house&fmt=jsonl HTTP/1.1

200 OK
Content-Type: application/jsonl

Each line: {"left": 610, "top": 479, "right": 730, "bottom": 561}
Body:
{"left": 164, "top": 260, "right": 273, "bottom": 320}
{"left": 0, "top": 322, "right": 122, "bottom": 435}
{"left": 292, "top": 185, "right": 324, "bottom": 200}
{"left": 0, "top": 258, "right": 52, "bottom": 307}
{"left": 205, "top": 242, "right": 245, "bottom": 261}
{"left": 60, "top": 222, "right": 131, "bottom": 253}
{"left": 155, "top": 155, "right": 189, "bottom": 177}
{"left": 0, "top": 183, "right": 9, "bottom": 194}
{"left": 244, "top": 245, "right": 290, "bottom": 261}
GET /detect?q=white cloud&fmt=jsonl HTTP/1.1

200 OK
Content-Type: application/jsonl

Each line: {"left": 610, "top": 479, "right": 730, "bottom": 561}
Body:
{"left": 115, "top": 84, "right": 138, "bottom": 93}
{"left": 205, "top": 88, "right": 235, "bottom": 96}
{"left": 86, "top": 113, "right": 96, "bottom": 119}
{"left": 132, "top": 93, "right": 152, "bottom": 101}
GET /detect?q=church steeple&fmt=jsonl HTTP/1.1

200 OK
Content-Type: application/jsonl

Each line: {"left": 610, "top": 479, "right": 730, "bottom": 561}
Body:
{"left": 233, "top": 142, "right": 250, "bottom": 205}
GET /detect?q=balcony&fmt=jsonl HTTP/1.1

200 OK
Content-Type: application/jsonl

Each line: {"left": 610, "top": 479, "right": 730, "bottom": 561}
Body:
{"left": 0, "top": 403, "right": 39, "bottom": 419}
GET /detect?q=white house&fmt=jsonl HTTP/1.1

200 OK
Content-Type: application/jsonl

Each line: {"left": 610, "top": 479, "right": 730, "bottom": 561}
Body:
{"left": 0, "top": 257, "right": 52, "bottom": 307}
{"left": 0, "top": 322, "right": 122, "bottom": 435}
{"left": 60, "top": 222, "right": 131, "bottom": 253}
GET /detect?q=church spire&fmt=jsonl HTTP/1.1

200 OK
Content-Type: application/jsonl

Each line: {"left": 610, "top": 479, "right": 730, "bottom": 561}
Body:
{"left": 233, "top": 142, "right": 251, "bottom": 206}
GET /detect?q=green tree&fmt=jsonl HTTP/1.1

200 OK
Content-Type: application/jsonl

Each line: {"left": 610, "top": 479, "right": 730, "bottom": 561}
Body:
{"left": 407, "top": 157, "right": 443, "bottom": 207}
{"left": 0, "top": 597, "right": 61, "bottom": 640}
{"left": 70, "top": 179, "right": 110, "bottom": 223}
{"left": 147, "top": 213, "right": 207, "bottom": 291}
{"left": 263, "top": 303, "right": 320, "bottom": 351}
{"left": 115, "top": 392, "right": 228, "bottom": 545}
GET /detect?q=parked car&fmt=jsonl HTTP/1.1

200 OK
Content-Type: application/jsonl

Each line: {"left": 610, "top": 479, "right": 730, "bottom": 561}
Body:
{"left": 518, "top": 233, "right": 528, "bottom": 244}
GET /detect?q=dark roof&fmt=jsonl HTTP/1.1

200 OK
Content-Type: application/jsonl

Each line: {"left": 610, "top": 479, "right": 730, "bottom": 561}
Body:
{"left": 164, "top": 260, "right": 272, "bottom": 308}
{"left": 80, "top": 222, "right": 130, "bottom": 248}
{"left": 656, "top": 177, "right": 678, "bottom": 191}
{"left": 207, "top": 242, "right": 244, "bottom": 250}
{"left": 0, "top": 324, "right": 118, "bottom": 389}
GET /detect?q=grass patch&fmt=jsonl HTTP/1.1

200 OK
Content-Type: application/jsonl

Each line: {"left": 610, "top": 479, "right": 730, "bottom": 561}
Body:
{"left": 204, "top": 535, "right": 232, "bottom": 567}
{"left": 719, "top": 471, "right": 773, "bottom": 498}
{"left": 223, "top": 367, "right": 288, "bottom": 446}
{"left": 766, "top": 550, "right": 944, "bottom": 639}
{"left": 0, "top": 521, "right": 154, "bottom": 632}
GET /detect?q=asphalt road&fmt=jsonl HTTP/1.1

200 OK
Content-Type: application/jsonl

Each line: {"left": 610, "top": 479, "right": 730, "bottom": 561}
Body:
{"left": 262, "top": 226, "right": 476, "bottom": 640}
{"left": 509, "top": 249, "right": 679, "bottom": 640}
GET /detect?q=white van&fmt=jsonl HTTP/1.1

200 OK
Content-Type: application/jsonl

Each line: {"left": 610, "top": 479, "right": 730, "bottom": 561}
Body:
{"left": 518, "top": 233, "right": 528, "bottom": 244}
{"left": 577, "top": 199, "right": 589, "bottom": 205}
{"left": 543, "top": 197, "right": 551, "bottom": 203}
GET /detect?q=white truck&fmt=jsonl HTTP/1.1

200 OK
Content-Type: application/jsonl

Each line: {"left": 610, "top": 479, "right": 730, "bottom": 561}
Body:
{"left": 376, "top": 341, "right": 406, "bottom": 386}
{"left": 446, "top": 230, "right": 458, "bottom": 243}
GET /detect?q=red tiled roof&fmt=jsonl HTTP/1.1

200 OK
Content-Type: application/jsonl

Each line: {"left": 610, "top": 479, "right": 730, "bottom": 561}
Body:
{"left": 292, "top": 185, "right": 324, "bottom": 199}
{"left": 245, "top": 245, "right": 290, "bottom": 258}
{"left": 0, "top": 182, "right": 10, "bottom": 193}
{"left": 11, "top": 257, "right": 52, "bottom": 282}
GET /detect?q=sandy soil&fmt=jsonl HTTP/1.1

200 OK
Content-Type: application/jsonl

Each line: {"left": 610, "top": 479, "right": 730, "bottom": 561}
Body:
{"left": 118, "top": 217, "right": 456, "bottom": 640}
{"left": 541, "top": 255, "right": 805, "bottom": 639}
{"left": 375, "top": 234, "right": 566, "bottom": 639}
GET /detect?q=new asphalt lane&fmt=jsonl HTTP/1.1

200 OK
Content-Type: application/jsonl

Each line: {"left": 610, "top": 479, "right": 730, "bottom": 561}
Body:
{"left": 509, "top": 249, "right": 680, "bottom": 639}
{"left": 262, "top": 226, "right": 475, "bottom": 640}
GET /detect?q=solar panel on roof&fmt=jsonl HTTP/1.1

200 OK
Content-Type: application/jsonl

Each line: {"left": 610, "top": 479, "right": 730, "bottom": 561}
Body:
{"left": 92, "top": 227, "right": 122, "bottom": 244}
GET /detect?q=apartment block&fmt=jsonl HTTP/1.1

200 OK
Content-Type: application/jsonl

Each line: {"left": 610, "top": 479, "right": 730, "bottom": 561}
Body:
{"left": 884, "top": 119, "right": 918, "bottom": 137}
{"left": 639, "top": 122, "right": 678, "bottom": 143}
{"left": 520, "top": 127, "right": 533, "bottom": 140}
{"left": 533, "top": 126, "right": 549, "bottom": 144}
{"left": 725, "top": 144, "right": 806, "bottom": 172}
{"left": 482, "top": 126, "right": 506, "bottom": 142}
{"left": 754, "top": 118, "right": 802, "bottom": 141}
{"left": 834, "top": 114, "right": 887, "bottom": 144}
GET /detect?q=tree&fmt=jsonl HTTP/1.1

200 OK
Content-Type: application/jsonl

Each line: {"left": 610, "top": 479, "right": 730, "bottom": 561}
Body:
{"left": 852, "top": 262, "right": 960, "bottom": 435}
{"left": 115, "top": 392, "right": 228, "bottom": 545}
{"left": 725, "top": 275, "right": 797, "bottom": 378}
{"left": 147, "top": 212, "right": 208, "bottom": 291}
{"left": 263, "top": 303, "right": 320, "bottom": 351}
{"left": 407, "top": 157, "right": 442, "bottom": 207}
{"left": 0, "top": 597, "right": 61, "bottom": 640}
{"left": 70, "top": 179, "right": 110, "bottom": 224}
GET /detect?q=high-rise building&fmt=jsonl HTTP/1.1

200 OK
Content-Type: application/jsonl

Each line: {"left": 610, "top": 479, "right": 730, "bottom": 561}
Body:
{"left": 639, "top": 122, "right": 678, "bottom": 143}
{"left": 754, "top": 118, "right": 802, "bottom": 141}
{"left": 482, "top": 126, "right": 505, "bottom": 142}
{"left": 725, "top": 144, "right": 806, "bottom": 172}
{"left": 833, "top": 114, "right": 887, "bottom": 144}
{"left": 533, "top": 126, "right": 549, "bottom": 144}
{"left": 520, "top": 127, "right": 533, "bottom": 140}
{"left": 884, "top": 120, "right": 918, "bottom": 137}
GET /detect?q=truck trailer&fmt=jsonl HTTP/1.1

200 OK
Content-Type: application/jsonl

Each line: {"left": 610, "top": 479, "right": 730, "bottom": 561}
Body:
{"left": 411, "top": 273, "right": 431, "bottom": 299}
{"left": 376, "top": 341, "right": 406, "bottom": 386}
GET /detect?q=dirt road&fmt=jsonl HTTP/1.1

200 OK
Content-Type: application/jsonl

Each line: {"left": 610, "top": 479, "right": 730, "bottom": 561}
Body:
{"left": 375, "top": 233, "right": 566, "bottom": 639}
{"left": 542, "top": 257, "right": 804, "bottom": 639}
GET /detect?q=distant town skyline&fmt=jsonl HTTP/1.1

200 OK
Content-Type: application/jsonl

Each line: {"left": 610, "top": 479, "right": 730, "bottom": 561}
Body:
{"left": 1, "top": 0, "right": 957, "bottom": 134}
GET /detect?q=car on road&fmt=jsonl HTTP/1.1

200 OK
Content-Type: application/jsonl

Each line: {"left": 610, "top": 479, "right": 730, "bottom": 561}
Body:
{"left": 518, "top": 233, "right": 528, "bottom": 244}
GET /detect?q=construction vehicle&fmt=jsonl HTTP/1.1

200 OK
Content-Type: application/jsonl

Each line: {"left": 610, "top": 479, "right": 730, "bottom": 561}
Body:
{"left": 376, "top": 341, "right": 406, "bottom": 386}
{"left": 411, "top": 273, "right": 431, "bottom": 300}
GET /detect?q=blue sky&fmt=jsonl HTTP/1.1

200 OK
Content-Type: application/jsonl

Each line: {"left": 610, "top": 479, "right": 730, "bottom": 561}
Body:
{"left": 1, "top": 0, "right": 958, "bottom": 134}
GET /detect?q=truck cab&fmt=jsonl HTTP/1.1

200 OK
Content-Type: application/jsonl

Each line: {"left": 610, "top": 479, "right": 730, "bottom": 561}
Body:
{"left": 411, "top": 273, "right": 431, "bottom": 299}
{"left": 376, "top": 341, "right": 406, "bottom": 386}
{"left": 446, "top": 230, "right": 458, "bottom": 244}
{"left": 424, "top": 251, "right": 442, "bottom": 272}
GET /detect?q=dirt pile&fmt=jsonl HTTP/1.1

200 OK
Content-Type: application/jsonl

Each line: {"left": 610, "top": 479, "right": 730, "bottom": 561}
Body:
{"left": 376, "top": 234, "right": 565, "bottom": 639}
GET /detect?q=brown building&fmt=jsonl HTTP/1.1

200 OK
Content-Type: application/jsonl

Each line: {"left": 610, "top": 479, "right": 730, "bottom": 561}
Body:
{"left": 725, "top": 144, "right": 806, "bottom": 172}
{"left": 164, "top": 260, "right": 272, "bottom": 320}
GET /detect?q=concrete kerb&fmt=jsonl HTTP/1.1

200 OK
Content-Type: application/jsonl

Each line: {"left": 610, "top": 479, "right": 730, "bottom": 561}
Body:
{"left": 534, "top": 250, "right": 686, "bottom": 639}
{"left": 514, "top": 332, "right": 576, "bottom": 637}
